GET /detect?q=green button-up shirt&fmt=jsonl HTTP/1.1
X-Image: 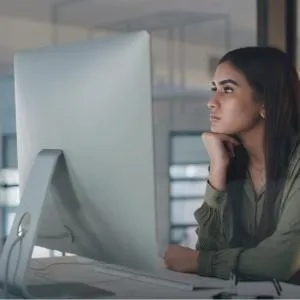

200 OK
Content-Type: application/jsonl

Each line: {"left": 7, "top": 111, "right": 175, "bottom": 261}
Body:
{"left": 194, "top": 145, "right": 300, "bottom": 282}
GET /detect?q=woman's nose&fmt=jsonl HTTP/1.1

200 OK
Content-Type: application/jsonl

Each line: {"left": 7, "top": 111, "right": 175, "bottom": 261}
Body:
{"left": 207, "top": 95, "right": 218, "bottom": 109}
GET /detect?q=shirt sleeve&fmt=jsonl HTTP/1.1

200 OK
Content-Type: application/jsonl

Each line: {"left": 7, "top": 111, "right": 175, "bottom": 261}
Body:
{"left": 194, "top": 182, "right": 228, "bottom": 252}
{"left": 203, "top": 182, "right": 228, "bottom": 208}
{"left": 196, "top": 163, "right": 300, "bottom": 281}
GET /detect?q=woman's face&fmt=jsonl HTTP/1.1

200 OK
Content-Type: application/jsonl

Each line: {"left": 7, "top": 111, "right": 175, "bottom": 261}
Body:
{"left": 208, "top": 61, "right": 264, "bottom": 135}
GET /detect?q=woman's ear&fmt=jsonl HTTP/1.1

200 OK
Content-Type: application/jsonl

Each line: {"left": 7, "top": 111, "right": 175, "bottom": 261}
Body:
{"left": 260, "top": 105, "right": 265, "bottom": 119}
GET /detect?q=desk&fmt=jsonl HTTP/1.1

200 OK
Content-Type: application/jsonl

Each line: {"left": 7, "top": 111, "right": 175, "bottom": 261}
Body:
{"left": 12, "top": 255, "right": 299, "bottom": 298}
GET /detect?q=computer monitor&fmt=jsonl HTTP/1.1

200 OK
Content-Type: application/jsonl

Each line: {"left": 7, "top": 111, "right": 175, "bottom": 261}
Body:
{"left": 0, "top": 31, "right": 159, "bottom": 297}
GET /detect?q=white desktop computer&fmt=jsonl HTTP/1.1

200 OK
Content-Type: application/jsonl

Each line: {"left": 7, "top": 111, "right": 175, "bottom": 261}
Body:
{"left": 0, "top": 31, "right": 160, "bottom": 298}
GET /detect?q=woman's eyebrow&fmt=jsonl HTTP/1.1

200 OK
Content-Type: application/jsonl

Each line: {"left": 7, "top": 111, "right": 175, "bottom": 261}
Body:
{"left": 218, "top": 79, "right": 239, "bottom": 86}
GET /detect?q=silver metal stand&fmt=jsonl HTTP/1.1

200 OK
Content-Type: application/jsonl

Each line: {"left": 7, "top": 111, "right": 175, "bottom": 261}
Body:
{"left": 0, "top": 149, "right": 64, "bottom": 297}
{"left": 0, "top": 150, "right": 63, "bottom": 296}
{"left": 0, "top": 149, "right": 114, "bottom": 298}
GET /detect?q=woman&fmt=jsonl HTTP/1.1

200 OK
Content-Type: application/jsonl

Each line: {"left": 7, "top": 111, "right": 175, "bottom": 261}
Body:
{"left": 164, "top": 46, "right": 300, "bottom": 283}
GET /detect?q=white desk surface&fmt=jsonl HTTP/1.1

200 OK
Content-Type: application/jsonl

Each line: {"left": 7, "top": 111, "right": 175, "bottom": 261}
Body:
{"left": 22, "top": 255, "right": 300, "bottom": 298}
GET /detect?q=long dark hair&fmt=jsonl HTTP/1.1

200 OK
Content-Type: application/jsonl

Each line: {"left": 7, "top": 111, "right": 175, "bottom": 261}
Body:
{"left": 219, "top": 46, "right": 300, "bottom": 245}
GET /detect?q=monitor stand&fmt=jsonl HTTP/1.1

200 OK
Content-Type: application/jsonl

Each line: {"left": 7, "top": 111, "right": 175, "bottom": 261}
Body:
{"left": 0, "top": 149, "right": 115, "bottom": 298}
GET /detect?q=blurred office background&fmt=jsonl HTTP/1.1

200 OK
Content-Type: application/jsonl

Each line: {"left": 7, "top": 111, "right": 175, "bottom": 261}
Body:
{"left": 0, "top": 0, "right": 296, "bottom": 256}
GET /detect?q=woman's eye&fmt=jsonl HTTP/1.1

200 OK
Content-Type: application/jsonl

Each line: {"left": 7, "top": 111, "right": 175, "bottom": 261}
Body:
{"left": 224, "top": 87, "right": 234, "bottom": 94}
{"left": 211, "top": 87, "right": 217, "bottom": 92}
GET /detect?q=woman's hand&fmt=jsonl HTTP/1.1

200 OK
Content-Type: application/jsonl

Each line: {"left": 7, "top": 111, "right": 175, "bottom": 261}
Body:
{"left": 163, "top": 245, "right": 199, "bottom": 273}
{"left": 201, "top": 132, "right": 240, "bottom": 168}
{"left": 202, "top": 132, "right": 240, "bottom": 191}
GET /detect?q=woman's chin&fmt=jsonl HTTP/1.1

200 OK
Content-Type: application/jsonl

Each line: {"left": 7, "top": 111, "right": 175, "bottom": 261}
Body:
{"left": 210, "top": 124, "right": 234, "bottom": 135}
{"left": 210, "top": 124, "right": 223, "bottom": 133}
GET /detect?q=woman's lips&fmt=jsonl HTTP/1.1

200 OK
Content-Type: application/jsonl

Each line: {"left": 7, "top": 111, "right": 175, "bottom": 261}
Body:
{"left": 210, "top": 114, "right": 221, "bottom": 122}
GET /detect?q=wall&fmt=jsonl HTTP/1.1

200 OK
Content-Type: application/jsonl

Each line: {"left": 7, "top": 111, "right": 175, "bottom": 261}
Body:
{"left": 0, "top": 15, "right": 89, "bottom": 51}
{"left": 0, "top": 76, "right": 15, "bottom": 135}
